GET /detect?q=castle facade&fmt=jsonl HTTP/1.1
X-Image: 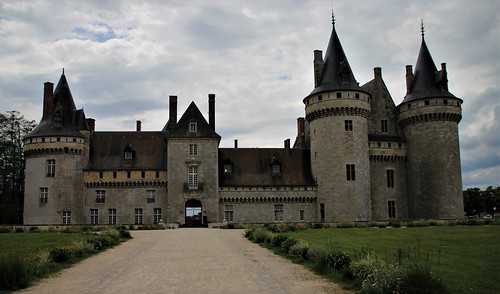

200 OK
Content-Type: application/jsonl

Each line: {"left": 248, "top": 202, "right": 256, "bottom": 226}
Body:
{"left": 23, "top": 19, "right": 464, "bottom": 226}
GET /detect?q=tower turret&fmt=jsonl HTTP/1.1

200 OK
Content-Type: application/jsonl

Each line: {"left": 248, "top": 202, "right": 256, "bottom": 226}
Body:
{"left": 397, "top": 24, "right": 463, "bottom": 219}
{"left": 23, "top": 71, "right": 90, "bottom": 225}
{"left": 304, "top": 15, "right": 372, "bottom": 221}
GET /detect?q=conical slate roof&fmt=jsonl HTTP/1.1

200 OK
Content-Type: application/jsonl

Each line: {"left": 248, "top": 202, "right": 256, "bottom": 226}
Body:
{"left": 27, "top": 71, "right": 89, "bottom": 138}
{"left": 403, "top": 34, "right": 457, "bottom": 102}
{"left": 308, "top": 19, "right": 366, "bottom": 97}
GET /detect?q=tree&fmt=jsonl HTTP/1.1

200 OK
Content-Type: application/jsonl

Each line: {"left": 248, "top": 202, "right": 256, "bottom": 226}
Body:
{"left": 463, "top": 186, "right": 500, "bottom": 218}
{"left": 0, "top": 111, "right": 36, "bottom": 224}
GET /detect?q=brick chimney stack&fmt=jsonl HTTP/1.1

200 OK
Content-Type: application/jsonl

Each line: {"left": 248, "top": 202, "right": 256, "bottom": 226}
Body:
{"left": 43, "top": 82, "right": 54, "bottom": 119}
{"left": 208, "top": 94, "right": 215, "bottom": 131}
{"left": 169, "top": 95, "right": 177, "bottom": 131}
{"left": 136, "top": 120, "right": 141, "bottom": 132}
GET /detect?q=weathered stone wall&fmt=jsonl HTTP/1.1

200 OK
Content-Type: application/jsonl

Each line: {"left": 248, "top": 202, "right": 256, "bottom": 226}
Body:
{"left": 399, "top": 98, "right": 463, "bottom": 219}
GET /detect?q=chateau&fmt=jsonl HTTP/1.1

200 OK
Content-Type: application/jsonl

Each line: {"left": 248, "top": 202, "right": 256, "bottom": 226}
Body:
{"left": 23, "top": 19, "right": 464, "bottom": 226}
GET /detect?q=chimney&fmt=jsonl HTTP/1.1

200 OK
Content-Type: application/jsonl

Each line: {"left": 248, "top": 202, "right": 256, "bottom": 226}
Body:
{"left": 43, "top": 82, "right": 54, "bottom": 119}
{"left": 297, "top": 117, "right": 305, "bottom": 135}
{"left": 313, "top": 50, "right": 324, "bottom": 87}
{"left": 86, "top": 118, "right": 95, "bottom": 132}
{"left": 440, "top": 63, "right": 448, "bottom": 91}
{"left": 234, "top": 139, "right": 238, "bottom": 148}
{"left": 136, "top": 120, "right": 141, "bottom": 132}
{"left": 284, "top": 138, "right": 290, "bottom": 149}
{"left": 208, "top": 94, "right": 215, "bottom": 130}
{"left": 405, "top": 65, "right": 414, "bottom": 95}
{"left": 169, "top": 95, "right": 177, "bottom": 131}
{"left": 374, "top": 67, "right": 382, "bottom": 79}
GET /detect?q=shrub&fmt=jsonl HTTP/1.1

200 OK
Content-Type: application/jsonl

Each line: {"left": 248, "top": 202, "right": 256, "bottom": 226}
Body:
{"left": 280, "top": 237, "right": 298, "bottom": 254}
{"left": 62, "top": 226, "right": 81, "bottom": 233}
{"left": 312, "top": 223, "right": 324, "bottom": 229}
{"left": 359, "top": 263, "right": 404, "bottom": 294}
{"left": 306, "top": 245, "right": 325, "bottom": 261}
{"left": 100, "top": 229, "right": 120, "bottom": 242}
{"left": 28, "top": 226, "right": 40, "bottom": 233}
{"left": 336, "top": 222, "right": 355, "bottom": 228}
{"left": 72, "top": 241, "right": 96, "bottom": 258}
{"left": 350, "top": 250, "right": 385, "bottom": 280}
{"left": 14, "top": 227, "right": 25, "bottom": 233}
{"left": 0, "top": 227, "right": 12, "bottom": 233}
{"left": 324, "top": 250, "right": 351, "bottom": 270}
{"left": 253, "top": 227, "right": 272, "bottom": 244}
{"left": 49, "top": 247, "right": 73, "bottom": 263}
{"left": 0, "top": 254, "right": 32, "bottom": 291}
{"left": 288, "top": 242, "right": 309, "bottom": 259}
{"left": 399, "top": 266, "right": 448, "bottom": 294}
{"left": 118, "top": 228, "right": 132, "bottom": 239}
{"left": 244, "top": 226, "right": 257, "bottom": 240}
{"left": 388, "top": 220, "right": 401, "bottom": 228}
{"left": 271, "top": 234, "right": 289, "bottom": 247}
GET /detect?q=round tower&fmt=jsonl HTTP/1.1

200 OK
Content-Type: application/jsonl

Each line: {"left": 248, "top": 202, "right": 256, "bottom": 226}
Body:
{"left": 398, "top": 27, "right": 463, "bottom": 219}
{"left": 23, "top": 72, "right": 90, "bottom": 225}
{"left": 304, "top": 17, "right": 372, "bottom": 221}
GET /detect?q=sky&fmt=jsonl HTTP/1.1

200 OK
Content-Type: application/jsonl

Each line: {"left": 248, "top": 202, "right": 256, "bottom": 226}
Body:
{"left": 0, "top": 0, "right": 498, "bottom": 189}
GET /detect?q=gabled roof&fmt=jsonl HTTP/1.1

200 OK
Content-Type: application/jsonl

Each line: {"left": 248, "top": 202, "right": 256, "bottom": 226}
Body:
{"left": 403, "top": 34, "right": 457, "bottom": 102}
{"left": 164, "top": 101, "right": 221, "bottom": 139}
{"left": 27, "top": 71, "right": 89, "bottom": 138}
{"left": 219, "top": 148, "right": 316, "bottom": 187}
{"left": 85, "top": 131, "right": 167, "bottom": 170}
{"left": 308, "top": 18, "right": 366, "bottom": 98}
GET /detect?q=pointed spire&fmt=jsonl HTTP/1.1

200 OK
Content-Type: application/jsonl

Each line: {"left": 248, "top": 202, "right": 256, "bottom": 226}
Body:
{"left": 420, "top": 19, "right": 425, "bottom": 38}
{"left": 308, "top": 14, "right": 364, "bottom": 97}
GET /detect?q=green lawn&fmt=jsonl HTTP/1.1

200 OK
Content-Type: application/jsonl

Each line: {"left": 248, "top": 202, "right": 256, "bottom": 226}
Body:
{"left": 287, "top": 225, "right": 500, "bottom": 294}
{"left": 0, "top": 232, "right": 96, "bottom": 257}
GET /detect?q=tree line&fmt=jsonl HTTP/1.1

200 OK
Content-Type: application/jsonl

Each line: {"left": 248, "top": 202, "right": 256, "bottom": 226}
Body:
{"left": 463, "top": 186, "right": 499, "bottom": 218}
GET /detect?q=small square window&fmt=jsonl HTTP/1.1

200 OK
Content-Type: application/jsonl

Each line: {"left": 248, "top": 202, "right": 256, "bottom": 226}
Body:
{"left": 189, "top": 122, "right": 197, "bottom": 132}
{"left": 318, "top": 95, "right": 323, "bottom": 101}
{"left": 425, "top": 100, "right": 430, "bottom": 106}
{"left": 96, "top": 190, "right": 106, "bottom": 203}
{"left": 345, "top": 120, "right": 353, "bottom": 131}
{"left": 443, "top": 99, "right": 448, "bottom": 105}
{"left": 336, "top": 93, "right": 341, "bottom": 98}
{"left": 355, "top": 93, "right": 360, "bottom": 99}
{"left": 147, "top": 190, "right": 156, "bottom": 203}
{"left": 124, "top": 151, "right": 133, "bottom": 160}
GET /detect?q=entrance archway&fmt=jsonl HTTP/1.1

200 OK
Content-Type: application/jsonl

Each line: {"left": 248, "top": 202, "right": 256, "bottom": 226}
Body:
{"left": 185, "top": 199, "right": 202, "bottom": 227}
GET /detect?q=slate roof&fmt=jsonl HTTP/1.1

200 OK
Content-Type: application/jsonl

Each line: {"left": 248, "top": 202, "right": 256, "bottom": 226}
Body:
{"left": 219, "top": 148, "right": 316, "bottom": 187}
{"left": 307, "top": 20, "right": 368, "bottom": 98}
{"left": 27, "top": 72, "right": 89, "bottom": 138}
{"left": 163, "top": 101, "right": 221, "bottom": 140}
{"left": 403, "top": 36, "right": 458, "bottom": 102}
{"left": 85, "top": 131, "right": 167, "bottom": 170}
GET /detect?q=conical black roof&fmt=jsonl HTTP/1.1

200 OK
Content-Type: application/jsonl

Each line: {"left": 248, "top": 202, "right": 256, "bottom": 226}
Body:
{"left": 308, "top": 20, "right": 366, "bottom": 97}
{"left": 403, "top": 35, "right": 457, "bottom": 102}
{"left": 27, "top": 71, "right": 89, "bottom": 138}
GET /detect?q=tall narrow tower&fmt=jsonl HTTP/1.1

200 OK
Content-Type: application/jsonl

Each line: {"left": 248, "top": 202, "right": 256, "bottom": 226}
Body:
{"left": 398, "top": 25, "right": 463, "bottom": 219}
{"left": 304, "top": 16, "right": 372, "bottom": 221}
{"left": 23, "top": 71, "right": 90, "bottom": 225}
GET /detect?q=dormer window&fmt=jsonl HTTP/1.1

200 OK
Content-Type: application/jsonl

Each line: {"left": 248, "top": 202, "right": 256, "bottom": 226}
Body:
{"left": 123, "top": 144, "right": 135, "bottom": 161}
{"left": 271, "top": 156, "right": 281, "bottom": 175}
{"left": 124, "top": 151, "right": 133, "bottom": 160}
{"left": 223, "top": 157, "right": 233, "bottom": 174}
{"left": 189, "top": 121, "right": 197, "bottom": 133}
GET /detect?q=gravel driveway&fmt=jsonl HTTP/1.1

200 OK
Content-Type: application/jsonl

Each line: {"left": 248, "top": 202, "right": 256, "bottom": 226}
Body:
{"left": 19, "top": 229, "right": 352, "bottom": 294}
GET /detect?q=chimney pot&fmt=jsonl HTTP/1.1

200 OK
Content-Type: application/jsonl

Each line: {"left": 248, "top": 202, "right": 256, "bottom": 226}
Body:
{"left": 297, "top": 117, "right": 305, "bottom": 135}
{"left": 284, "top": 139, "right": 290, "bottom": 149}
{"left": 169, "top": 95, "right": 178, "bottom": 131}
{"left": 86, "top": 118, "right": 95, "bottom": 132}
{"left": 208, "top": 94, "right": 215, "bottom": 130}
{"left": 43, "top": 82, "right": 54, "bottom": 119}
{"left": 374, "top": 67, "right": 382, "bottom": 78}
{"left": 136, "top": 120, "right": 141, "bottom": 132}
{"left": 405, "top": 65, "right": 414, "bottom": 95}
{"left": 234, "top": 139, "right": 238, "bottom": 148}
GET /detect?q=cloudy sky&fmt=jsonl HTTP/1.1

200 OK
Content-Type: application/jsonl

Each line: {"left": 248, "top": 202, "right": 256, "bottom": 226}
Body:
{"left": 0, "top": 0, "right": 498, "bottom": 188}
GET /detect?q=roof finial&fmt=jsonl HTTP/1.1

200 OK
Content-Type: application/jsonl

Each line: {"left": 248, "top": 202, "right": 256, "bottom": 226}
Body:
{"left": 420, "top": 19, "right": 425, "bottom": 38}
{"left": 62, "top": 67, "right": 65, "bottom": 75}
{"left": 332, "top": 10, "right": 335, "bottom": 25}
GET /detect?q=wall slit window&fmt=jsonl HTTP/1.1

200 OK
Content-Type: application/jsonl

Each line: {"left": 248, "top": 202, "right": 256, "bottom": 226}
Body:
{"left": 90, "top": 209, "right": 98, "bottom": 225}
{"left": 274, "top": 204, "right": 284, "bottom": 221}
{"left": 47, "top": 159, "right": 55, "bottom": 177}
{"left": 346, "top": 164, "right": 356, "bottom": 181}
{"left": 39, "top": 187, "right": 48, "bottom": 204}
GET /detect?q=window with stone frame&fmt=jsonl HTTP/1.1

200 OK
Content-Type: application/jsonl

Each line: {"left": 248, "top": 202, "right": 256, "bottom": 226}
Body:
{"left": 387, "top": 169, "right": 395, "bottom": 188}
{"left": 47, "top": 159, "right": 55, "bottom": 177}
{"left": 40, "top": 187, "right": 48, "bottom": 204}
{"left": 388, "top": 200, "right": 396, "bottom": 218}
{"left": 96, "top": 190, "right": 106, "bottom": 203}
{"left": 188, "top": 165, "right": 198, "bottom": 189}
{"left": 189, "top": 121, "right": 197, "bottom": 133}
{"left": 189, "top": 144, "right": 198, "bottom": 156}
{"left": 90, "top": 209, "right": 98, "bottom": 225}
{"left": 153, "top": 208, "right": 162, "bottom": 224}
{"left": 224, "top": 205, "right": 234, "bottom": 222}
{"left": 62, "top": 211, "right": 71, "bottom": 225}
{"left": 108, "top": 209, "right": 117, "bottom": 225}
{"left": 134, "top": 208, "right": 143, "bottom": 224}
{"left": 147, "top": 190, "right": 156, "bottom": 203}
{"left": 345, "top": 120, "right": 353, "bottom": 131}
{"left": 346, "top": 164, "right": 356, "bottom": 181}
{"left": 381, "top": 120, "right": 388, "bottom": 132}
{"left": 274, "top": 204, "right": 284, "bottom": 221}
{"left": 299, "top": 210, "right": 305, "bottom": 221}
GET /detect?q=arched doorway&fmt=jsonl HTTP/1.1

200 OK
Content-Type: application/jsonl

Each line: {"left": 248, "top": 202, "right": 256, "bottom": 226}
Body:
{"left": 185, "top": 199, "right": 202, "bottom": 227}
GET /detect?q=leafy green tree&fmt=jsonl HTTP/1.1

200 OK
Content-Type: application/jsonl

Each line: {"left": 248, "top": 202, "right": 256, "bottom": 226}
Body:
{"left": 482, "top": 186, "right": 500, "bottom": 217}
{"left": 0, "top": 111, "right": 36, "bottom": 224}
{"left": 463, "top": 187, "right": 483, "bottom": 217}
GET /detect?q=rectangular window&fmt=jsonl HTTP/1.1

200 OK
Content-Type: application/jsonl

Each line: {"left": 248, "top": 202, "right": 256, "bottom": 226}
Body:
{"left": 153, "top": 208, "right": 162, "bottom": 224}
{"left": 90, "top": 209, "right": 98, "bottom": 225}
{"left": 381, "top": 120, "right": 388, "bottom": 132}
{"left": 113, "top": 171, "right": 117, "bottom": 179}
{"left": 224, "top": 205, "right": 234, "bottom": 222}
{"left": 134, "top": 208, "right": 143, "bottom": 224}
{"left": 96, "top": 190, "right": 106, "bottom": 203}
{"left": 320, "top": 203, "right": 325, "bottom": 221}
{"left": 47, "top": 159, "right": 55, "bottom": 177}
{"left": 224, "top": 163, "right": 232, "bottom": 174}
{"left": 124, "top": 151, "right": 133, "bottom": 160}
{"left": 345, "top": 120, "right": 353, "bottom": 131}
{"left": 156, "top": 171, "right": 160, "bottom": 178}
{"left": 188, "top": 165, "right": 198, "bottom": 189}
{"left": 189, "top": 144, "right": 198, "bottom": 156}
{"left": 40, "top": 187, "right": 48, "bottom": 204}
{"left": 189, "top": 122, "right": 197, "bottom": 132}
{"left": 299, "top": 210, "right": 305, "bottom": 221}
{"left": 388, "top": 200, "right": 396, "bottom": 218}
{"left": 387, "top": 169, "right": 395, "bottom": 188}
{"left": 346, "top": 164, "right": 356, "bottom": 181}
{"left": 147, "top": 190, "right": 156, "bottom": 203}
{"left": 336, "top": 92, "right": 341, "bottom": 98}
{"left": 108, "top": 209, "right": 117, "bottom": 225}
{"left": 272, "top": 164, "right": 281, "bottom": 174}
{"left": 99, "top": 171, "right": 103, "bottom": 179}
{"left": 141, "top": 171, "right": 145, "bottom": 178}
{"left": 274, "top": 204, "right": 284, "bottom": 221}
{"left": 62, "top": 211, "right": 71, "bottom": 225}
{"left": 127, "top": 171, "right": 131, "bottom": 178}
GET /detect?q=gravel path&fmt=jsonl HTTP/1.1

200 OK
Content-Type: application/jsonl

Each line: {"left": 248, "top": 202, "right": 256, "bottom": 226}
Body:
{"left": 19, "top": 229, "right": 352, "bottom": 294}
